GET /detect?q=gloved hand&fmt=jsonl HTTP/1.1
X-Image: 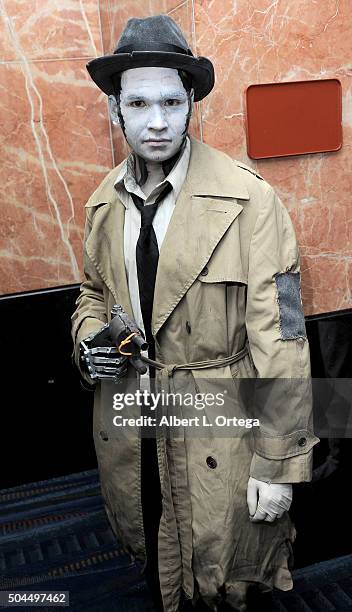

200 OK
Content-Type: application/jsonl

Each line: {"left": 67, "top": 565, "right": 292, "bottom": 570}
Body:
{"left": 79, "top": 323, "right": 146, "bottom": 384}
{"left": 247, "top": 477, "right": 292, "bottom": 523}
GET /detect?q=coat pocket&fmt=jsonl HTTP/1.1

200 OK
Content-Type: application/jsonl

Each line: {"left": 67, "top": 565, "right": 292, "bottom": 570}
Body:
{"left": 197, "top": 264, "right": 247, "bottom": 286}
{"left": 195, "top": 208, "right": 248, "bottom": 285}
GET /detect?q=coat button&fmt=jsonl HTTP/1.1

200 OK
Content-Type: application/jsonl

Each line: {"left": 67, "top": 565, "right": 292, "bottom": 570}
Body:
{"left": 298, "top": 437, "right": 307, "bottom": 447}
{"left": 99, "top": 430, "right": 109, "bottom": 441}
{"left": 206, "top": 456, "right": 217, "bottom": 469}
{"left": 200, "top": 266, "right": 208, "bottom": 276}
{"left": 186, "top": 321, "right": 192, "bottom": 334}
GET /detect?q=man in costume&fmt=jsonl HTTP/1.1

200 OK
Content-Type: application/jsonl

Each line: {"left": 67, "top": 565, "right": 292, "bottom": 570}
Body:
{"left": 71, "top": 14, "right": 319, "bottom": 612}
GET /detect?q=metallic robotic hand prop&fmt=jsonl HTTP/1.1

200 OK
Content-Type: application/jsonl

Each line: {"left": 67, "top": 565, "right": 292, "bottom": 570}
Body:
{"left": 247, "top": 477, "right": 293, "bottom": 523}
{"left": 79, "top": 305, "right": 148, "bottom": 383}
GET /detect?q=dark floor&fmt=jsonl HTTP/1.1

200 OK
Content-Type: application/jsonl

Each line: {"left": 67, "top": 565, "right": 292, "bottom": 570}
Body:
{"left": 0, "top": 469, "right": 351, "bottom": 611}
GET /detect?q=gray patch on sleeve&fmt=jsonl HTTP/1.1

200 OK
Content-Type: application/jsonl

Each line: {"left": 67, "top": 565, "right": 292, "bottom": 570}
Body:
{"left": 275, "top": 271, "right": 307, "bottom": 340}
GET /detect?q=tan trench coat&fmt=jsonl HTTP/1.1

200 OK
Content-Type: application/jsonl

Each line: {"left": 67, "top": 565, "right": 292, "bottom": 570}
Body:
{"left": 71, "top": 136, "right": 319, "bottom": 611}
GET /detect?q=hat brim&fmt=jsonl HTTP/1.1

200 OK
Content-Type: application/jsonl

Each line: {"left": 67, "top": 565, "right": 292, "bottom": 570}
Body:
{"left": 86, "top": 51, "right": 215, "bottom": 102}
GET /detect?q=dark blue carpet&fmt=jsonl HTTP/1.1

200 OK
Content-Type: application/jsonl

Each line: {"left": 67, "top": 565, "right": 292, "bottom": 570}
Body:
{"left": 0, "top": 470, "right": 351, "bottom": 611}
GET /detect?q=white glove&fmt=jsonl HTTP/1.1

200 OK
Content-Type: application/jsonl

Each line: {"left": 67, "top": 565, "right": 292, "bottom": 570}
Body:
{"left": 247, "top": 477, "right": 292, "bottom": 523}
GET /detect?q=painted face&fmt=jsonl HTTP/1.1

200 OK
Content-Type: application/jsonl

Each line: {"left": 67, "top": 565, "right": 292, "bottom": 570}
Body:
{"left": 119, "top": 66, "right": 193, "bottom": 162}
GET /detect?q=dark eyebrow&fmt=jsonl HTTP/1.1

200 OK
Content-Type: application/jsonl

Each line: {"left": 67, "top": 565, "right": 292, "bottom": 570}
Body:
{"left": 124, "top": 92, "right": 187, "bottom": 102}
{"left": 124, "top": 94, "right": 144, "bottom": 101}
{"left": 161, "top": 92, "right": 187, "bottom": 99}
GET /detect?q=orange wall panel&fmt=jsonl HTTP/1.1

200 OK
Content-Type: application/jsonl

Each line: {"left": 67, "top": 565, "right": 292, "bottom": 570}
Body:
{"left": 1, "top": 0, "right": 351, "bottom": 316}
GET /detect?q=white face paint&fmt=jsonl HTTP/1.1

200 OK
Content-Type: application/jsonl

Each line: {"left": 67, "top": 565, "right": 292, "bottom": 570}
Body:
{"left": 118, "top": 66, "right": 193, "bottom": 163}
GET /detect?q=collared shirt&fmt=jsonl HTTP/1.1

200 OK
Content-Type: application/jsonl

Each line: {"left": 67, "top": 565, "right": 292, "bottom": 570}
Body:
{"left": 114, "top": 136, "right": 191, "bottom": 383}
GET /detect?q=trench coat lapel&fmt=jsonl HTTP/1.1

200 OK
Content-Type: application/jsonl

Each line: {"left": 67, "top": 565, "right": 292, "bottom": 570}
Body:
{"left": 152, "top": 137, "right": 250, "bottom": 337}
{"left": 84, "top": 163, "right": 134, "bottom": 319}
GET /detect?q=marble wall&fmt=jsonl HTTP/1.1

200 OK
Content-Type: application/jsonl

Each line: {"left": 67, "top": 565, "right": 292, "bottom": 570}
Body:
{"left": 0, "top": 0, "right": 113, "bottom": 292}
{"left": 193, "top": 0, "right": 352, "bottom": 315}
{"left": 1, "top": 0, "right": 351, "bottom": 316}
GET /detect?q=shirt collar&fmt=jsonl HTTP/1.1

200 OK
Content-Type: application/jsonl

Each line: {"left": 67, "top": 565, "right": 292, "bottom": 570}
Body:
{"left": 114, "top": 136, "right": 191, "bottom": 207}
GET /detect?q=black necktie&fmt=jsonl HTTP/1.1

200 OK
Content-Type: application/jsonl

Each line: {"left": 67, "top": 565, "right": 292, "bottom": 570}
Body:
{"left": 130, "top": 182, "right": 173, "bottom": 370}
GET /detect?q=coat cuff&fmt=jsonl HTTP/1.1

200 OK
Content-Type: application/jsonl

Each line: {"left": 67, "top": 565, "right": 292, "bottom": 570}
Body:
{"left": 72, "top": 316, "right": 106, "bottom": 382}
{"left": 250, "top": 447, "right": 315, "bottom": 483}
{"left": 249, "top": 429, "right": 320, "bottom": 483}
{"left": 72, "top": 316, "right": 106, "bottom": 356}
{"left": 252, "top": 429, "right": 319, "bottom": 459}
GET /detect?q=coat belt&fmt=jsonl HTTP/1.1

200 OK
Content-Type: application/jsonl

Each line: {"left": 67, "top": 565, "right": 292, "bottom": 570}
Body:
{"left": 144, "top": 342, "right": 249, "bottom": 390}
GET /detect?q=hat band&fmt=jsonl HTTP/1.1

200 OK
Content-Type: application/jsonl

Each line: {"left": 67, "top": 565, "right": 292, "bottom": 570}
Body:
{"left": 115, "top": 41, "right": 194, "bottom": 56}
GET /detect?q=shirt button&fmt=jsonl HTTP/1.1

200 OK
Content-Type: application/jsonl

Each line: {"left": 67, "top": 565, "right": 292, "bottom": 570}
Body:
{"left": 99, "top": 430, "right": 109, "bottom": 441}
{"left": 206, "top": 456, "right": 217, "bottom": 469}
{"left": 186, "top": 321, "right": 192, "bottom": 334}
{"left": 298, "top": 437, "right": 307, "bottom": 447}
{"left": 200, "top": 266, "right": 208, "bottom": 276}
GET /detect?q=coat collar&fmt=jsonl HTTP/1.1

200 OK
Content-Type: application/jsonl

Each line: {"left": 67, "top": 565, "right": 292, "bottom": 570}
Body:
{"left": 183, "top": 135, "right": 249, "bottom": 200}
{"left": 84, "top": 136, "right": 250, "bottom": 334}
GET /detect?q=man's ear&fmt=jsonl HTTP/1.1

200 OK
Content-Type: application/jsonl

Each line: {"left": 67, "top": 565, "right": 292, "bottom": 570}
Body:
{"left": 108, "top": 95, "right": 120, "bottom": 126}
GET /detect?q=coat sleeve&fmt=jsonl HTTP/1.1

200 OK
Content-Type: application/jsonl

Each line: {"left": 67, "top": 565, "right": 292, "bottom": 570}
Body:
{"left": 71, "top": 210, "right": 108, "bottom": 383}
{"left": 245, "top": 184, "right": 319, "bottom": 483}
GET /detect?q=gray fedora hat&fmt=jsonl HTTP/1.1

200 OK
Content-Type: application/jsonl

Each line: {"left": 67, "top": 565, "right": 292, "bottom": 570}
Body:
{"left": 86, "top": 14, "right": 215, "bottom": 102}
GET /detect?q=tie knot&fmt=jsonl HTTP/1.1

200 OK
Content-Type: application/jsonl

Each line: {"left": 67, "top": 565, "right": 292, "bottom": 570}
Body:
{"left": 130, "top": 182, "right": 173, "bottom": 228}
